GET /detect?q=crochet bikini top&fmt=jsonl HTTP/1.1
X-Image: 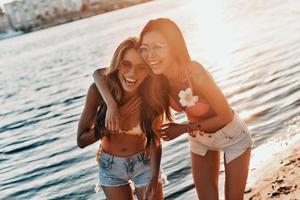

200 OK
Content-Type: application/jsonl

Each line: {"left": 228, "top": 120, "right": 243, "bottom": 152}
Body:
{"left": 112, "top": 123, "right": 144, "bottom": 136}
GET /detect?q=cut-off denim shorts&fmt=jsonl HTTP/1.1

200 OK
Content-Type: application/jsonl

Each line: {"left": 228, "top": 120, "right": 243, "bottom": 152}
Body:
{"left": 98, "top": 151, "right": 152, "bottom": 188}
{"left": 189, "top": 110, "right": 253, "bottom": 164}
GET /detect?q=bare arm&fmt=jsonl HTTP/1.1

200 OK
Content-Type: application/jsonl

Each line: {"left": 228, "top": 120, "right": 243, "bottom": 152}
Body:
{"left": 160, "top": 62, "right": 233, "bottom": 140}
{"left": 77, "top": 83, "right": 103, "bottom": 148}
{"left": 144, "top": 141, "right": 162, "bottom": 200}
{"left": 93, "top": 68, "right": 120, "bottom": 131}
{"left": 191, "top": 62, "right": 233, "bottom": 129}
{"left": 93, "top": 68, "right": 117, "bottom": 108}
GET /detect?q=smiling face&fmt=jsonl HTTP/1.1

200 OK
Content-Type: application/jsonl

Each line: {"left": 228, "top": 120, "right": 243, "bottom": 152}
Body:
{"left": 139, "top": 31, "right": 173, "bottom": 75}
{"left": 118, "top": 48, "right": 149, "bottom": 95}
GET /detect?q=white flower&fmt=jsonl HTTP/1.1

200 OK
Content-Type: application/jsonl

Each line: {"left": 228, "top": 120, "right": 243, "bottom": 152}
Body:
{"left": 178, "top": 88, "right": 198, "bottom": 107}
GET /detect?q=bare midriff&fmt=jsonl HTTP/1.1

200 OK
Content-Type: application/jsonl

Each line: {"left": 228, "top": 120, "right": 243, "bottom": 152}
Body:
{"left": 101, "top": 134, "right": 146, "bottom": 157}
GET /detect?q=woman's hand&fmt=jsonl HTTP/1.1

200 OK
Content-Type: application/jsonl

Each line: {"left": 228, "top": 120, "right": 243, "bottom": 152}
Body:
{"left": 105, "top": 101, "right": 121, "bottom": 132}
{"left": 105, "top": 96, "right": 142, "bottom": 131}
{"left": 119, "top": 96, "right": 141, "bottom": 119}
{"left": 159, "top": 123, "right": 187, "bottom": 141}
{"left": 143, "top": 176, "right": 159, "bottom": 200}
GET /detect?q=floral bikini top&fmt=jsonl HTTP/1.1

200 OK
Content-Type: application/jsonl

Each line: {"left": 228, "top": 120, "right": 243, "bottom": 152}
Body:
{"left": 168, "top": 69, "right": 210, "bottom": 117}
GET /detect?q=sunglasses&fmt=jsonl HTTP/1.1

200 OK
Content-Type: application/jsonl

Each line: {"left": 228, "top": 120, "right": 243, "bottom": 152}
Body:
{"left": 119, "top": 60, "right": 149, "bottom": 74}
{"left": 139, "top": 43, "right": 168, "bottom": 58}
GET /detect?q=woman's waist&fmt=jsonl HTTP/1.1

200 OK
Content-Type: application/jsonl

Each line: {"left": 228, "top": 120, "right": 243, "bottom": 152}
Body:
{"left": 188, "top": 115, "right": 226, "bottom": 133}
{"left": 189, "top": 110, "right": 244, "bottom": 134}
{"left": 101, "top": 136, "right": 146, "bottom": 157}
{"left": 191, "top": 111, "right": 248, "bottom": 136}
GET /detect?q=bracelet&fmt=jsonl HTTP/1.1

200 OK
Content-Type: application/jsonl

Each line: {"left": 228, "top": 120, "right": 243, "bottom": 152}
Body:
{"left": 184, "top": 122, "right": 192, "bottom": 133}
{"left": 196, "top": 123, "right": 205, "bottom": 136}
{"left": 196, "top": 123, "right": 201, "bottom": 131}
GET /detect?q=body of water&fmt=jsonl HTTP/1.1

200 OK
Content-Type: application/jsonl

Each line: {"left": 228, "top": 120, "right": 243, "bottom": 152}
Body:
{"left": 1, "top": 0, "right": 299, "bottom": 199}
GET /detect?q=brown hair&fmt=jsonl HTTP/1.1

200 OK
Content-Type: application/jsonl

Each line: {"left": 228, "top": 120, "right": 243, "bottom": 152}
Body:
{"left": 140, "top": 18, "right": 191, "bottom": 67}
{"left": 94, "top": 37, "right": 172, "bottom": 150}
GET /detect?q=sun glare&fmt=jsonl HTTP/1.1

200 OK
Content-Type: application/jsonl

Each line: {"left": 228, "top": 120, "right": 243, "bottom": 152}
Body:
{"left": 186, "top": 0, "right": 237, "bottom": 75}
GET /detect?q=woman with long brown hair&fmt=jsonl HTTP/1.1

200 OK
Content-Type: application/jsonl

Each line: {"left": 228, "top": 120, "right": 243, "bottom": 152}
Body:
{"left": 77, "top": 37, "right": 171, "bottom": 200}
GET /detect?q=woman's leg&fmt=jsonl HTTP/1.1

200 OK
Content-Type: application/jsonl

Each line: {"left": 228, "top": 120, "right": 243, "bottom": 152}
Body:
{"left": 102, "top": 184, "right": 134, "bottom": 200}
{"left": 191, "top": 150, "right": 220, "bottom": 200}
{"left": 135, "top": 182, "right": 163, "bottom": 200}
{"left": 224, "top": 148, "right": 251, "bottom": 200}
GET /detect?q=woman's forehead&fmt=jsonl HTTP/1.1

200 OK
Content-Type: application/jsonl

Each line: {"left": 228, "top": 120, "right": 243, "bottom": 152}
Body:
{"left": 141, "top": 31, "right": 167, "bottom": 44}
{"left": 123, "top": 48, "right": 144, "bottom": 62}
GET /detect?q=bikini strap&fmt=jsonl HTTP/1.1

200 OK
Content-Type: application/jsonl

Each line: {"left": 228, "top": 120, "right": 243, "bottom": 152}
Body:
{"left": 183, "top": 66, "right": 193, "bottom": 91}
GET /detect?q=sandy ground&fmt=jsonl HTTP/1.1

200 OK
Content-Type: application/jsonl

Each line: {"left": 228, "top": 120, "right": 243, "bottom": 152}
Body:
{"left": 244, "top": 142, "right": 300, "bottom": 200}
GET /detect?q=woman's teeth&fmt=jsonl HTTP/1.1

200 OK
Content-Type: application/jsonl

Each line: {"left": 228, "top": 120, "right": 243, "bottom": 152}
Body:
{"left": 149, "top": 61, "right": 160, "bottom": 65}
{"left": 124, "top": 77, "right": 137, "bottom": 86}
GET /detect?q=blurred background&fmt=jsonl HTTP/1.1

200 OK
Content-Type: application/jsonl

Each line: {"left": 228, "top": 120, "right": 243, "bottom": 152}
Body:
{"left": 0, "top": 0, "right": 299, "bottom": 199}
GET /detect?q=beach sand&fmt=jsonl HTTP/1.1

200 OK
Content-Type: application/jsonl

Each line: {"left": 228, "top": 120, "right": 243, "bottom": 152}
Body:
{"left": 244, "top": 142, "right": 300, "bottom": 200}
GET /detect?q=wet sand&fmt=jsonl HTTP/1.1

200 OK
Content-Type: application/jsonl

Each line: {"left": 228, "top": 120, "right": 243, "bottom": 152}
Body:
{"left": 245, "top": 142, "right": 300, "bottom": 200}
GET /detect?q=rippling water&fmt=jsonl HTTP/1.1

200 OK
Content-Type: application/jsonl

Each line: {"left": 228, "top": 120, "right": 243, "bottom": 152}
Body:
{"left": 1, "top": 0, "right": 299, "bottom": 199}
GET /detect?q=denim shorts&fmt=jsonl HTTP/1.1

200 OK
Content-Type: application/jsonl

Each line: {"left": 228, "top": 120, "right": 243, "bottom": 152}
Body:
{"left": 98, "top": 151, "right": 152, "bottom": 188}
{"left": 189, "top": 111, "right": 253, "bottom": 164}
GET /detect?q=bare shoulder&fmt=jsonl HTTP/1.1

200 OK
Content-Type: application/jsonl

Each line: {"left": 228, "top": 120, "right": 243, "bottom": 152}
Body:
{"left": 93, "top": 67, "right": 107, "bottom": 77}
{"left": 87, "top": 83, "right": 103, "bottom": 102}
{"left": 189, "top": 61, "right": 213, "bottom": 85}
{"left": 190, "top": 61, "right": 204, "bottom": 70}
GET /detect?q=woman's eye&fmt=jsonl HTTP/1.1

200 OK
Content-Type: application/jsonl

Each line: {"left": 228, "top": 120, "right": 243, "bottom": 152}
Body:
{"left": 153, "top": 45, "right": 164, "bottom": 51}
{"left": 138, "top": 65, "right": 146, "bottom": 70}
{"left": 139, "top": 46, "right": 148, "bottom": 53}
{"left": 137, "top": 65, "right": 149, "bottom": 73}
{"left": 121, "top": 61, "right": 132, "bottom": 68}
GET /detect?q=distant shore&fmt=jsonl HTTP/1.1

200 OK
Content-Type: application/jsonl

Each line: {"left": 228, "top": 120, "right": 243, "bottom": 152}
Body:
{"left": 0, "top": 0, "right": 152, "bottom": 40}
{"left": 245, "top": 140, "right": 300, "bottom": 199}
{"left": 32, "top": 0, "right": 153, "bottom": 32}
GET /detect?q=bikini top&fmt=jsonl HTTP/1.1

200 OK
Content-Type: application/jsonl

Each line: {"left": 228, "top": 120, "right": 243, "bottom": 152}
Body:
{"left": 113, "top": 123, "right": 144, "bottom": 136}
{"left": 168, "top": 68, "right": 210, "bottom": 117}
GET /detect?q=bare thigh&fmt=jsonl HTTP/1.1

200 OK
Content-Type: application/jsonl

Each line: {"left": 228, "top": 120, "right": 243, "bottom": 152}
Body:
{"left": 102, "top": 184, "right": 134, "bottom": 200}
{"left": 135, "top": 182, "right": 164, "bottom": 200}
{"left": 191, "top": 150, "right": 220, "bottom": 200}
{"left": 224, "top": 148, "right": 251, "bottom": 200}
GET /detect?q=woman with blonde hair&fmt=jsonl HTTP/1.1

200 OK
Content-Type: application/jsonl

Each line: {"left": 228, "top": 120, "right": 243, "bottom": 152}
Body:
{"left": 77, "top": 37, "right": 171, "bottom": 200}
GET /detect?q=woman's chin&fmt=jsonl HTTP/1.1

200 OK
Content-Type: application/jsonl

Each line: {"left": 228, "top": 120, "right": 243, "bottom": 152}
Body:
{"left": 122, "top": 84, "right": 138, "bottom": 94}
{"left": 151, "top": 64, "right": 165, "bottom": 75}
{"left": 151, "top": 67, "right": 163, "bottom": 75}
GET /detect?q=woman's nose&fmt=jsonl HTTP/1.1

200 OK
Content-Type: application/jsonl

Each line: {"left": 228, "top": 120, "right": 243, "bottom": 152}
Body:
{"left": 147, "top": 48, "right": 156, "bottom": 59}
{"left": 127, "top": 66, "right": 136, "bottom": 75}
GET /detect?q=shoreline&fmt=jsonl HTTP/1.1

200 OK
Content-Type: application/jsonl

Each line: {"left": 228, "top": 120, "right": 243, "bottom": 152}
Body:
{"left": 245, "top": 136, "right": 300, "bottom": 199}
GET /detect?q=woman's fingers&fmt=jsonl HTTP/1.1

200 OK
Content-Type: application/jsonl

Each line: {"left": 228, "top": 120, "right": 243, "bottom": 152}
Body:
{"left": 161, "top": 123, "right": 174, "bottom": 128}
{"left": 105, "top": 117, "right": 116, "bottom": 131}
{"left": 111, "top": 118, "right": 116, "bottom": 131}
{"left": 119, "top": 97, "right": 141, "bottom": 117}
{"left": 126, "top": 96, "right": 141, "bottom": 109}
{"left": 160, "top": 131, "right": 170, "bottom": 141}
{"left": 114, "top": 118, "right": 120, "bottom": 131}
{"left": 111, "top": 117, "right": 120, "bottom": 131}
{"left": 127, "top": 98, "right": 141, "bottom": 113}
